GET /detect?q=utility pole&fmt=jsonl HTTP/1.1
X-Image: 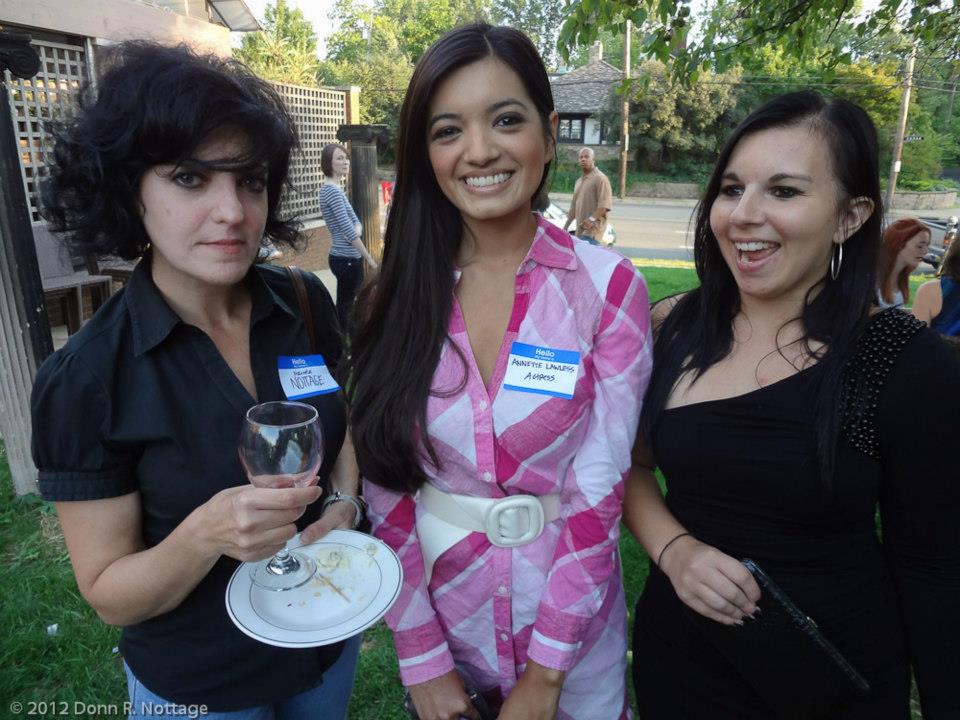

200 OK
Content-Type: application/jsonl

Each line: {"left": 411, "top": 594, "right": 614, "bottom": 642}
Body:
{"left": 0, "top": 32, "right": 47, "bottom": 495}
{"left": 885, "top": 44, "right": 916, "bottom": 212}
{"left": 618, "top": 19, "right": 631, "bottom": 200}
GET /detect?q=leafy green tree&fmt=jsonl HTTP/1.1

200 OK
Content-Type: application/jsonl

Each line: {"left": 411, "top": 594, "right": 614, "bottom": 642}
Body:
{"left": 234, "top": 0, "right": 320, "bottom": 86}
{"left": 557, "top": 0, "right": 959, "bottom": 86}
{"left": 491, "top": 0, "right": 570, "bottom": 68}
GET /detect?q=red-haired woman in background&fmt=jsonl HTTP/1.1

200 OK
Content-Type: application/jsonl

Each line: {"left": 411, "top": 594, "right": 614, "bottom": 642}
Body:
{"left": 876, "top": 217, "right": 931, "bottom": 308}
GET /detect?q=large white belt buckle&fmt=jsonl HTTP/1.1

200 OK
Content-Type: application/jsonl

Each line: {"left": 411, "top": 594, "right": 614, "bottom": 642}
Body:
{"left": 484, "top": 495, "right": 544, "bottom": 548}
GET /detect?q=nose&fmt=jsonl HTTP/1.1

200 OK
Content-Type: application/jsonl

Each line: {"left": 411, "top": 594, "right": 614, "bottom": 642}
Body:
{"left": 211, "top": 176, "right": 244, "bottom": 224}
{"left": 727, "top": 187, "right": 764, "bottom": 226}
{"left": 462, "top": 126, "right": 498, "bottom": 166}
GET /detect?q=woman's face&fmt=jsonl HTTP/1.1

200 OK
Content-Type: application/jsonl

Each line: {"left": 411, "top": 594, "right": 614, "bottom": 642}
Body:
{"left": 426, "top": 56, "right": 557, "bottom": 228}
{"left": 332, "top": 148, "right": 350, "bottom": 177}
{"left": 139, "top": 130, "right": 267, "bottom": 292}
{"left": 897, "top": 230, "right": 931, "bottom": 271}
{"left": 710, "top": 124, "right": 856, "bottom": 306}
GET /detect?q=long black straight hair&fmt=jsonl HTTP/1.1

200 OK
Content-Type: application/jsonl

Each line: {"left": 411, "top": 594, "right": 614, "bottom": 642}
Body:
{"left": 639, "top": 92, "right": 883, "bottom": 492}
{"left": 348, "top": 24, "right": 556, "bottom": 494}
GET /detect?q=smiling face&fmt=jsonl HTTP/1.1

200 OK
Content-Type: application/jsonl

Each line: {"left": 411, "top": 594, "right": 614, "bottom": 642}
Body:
{"left": 426, "top": 56, "right": 557, "bottom": 229}
{"left": 139, "top": 130, "right": 267, "bottom": 293}
{"left": 709, "top": 124, "right": 865, "bottom": 307}
{"left": 897, "top": 229, "right": 931, "bottom": 271}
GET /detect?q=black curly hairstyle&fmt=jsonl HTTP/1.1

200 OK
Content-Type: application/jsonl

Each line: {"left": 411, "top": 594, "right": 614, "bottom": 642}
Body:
{"left": 42, "top": 41, "right": 301, "bottom": 260}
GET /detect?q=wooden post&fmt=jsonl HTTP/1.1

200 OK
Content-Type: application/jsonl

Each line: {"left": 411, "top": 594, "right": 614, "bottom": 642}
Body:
{"left": 0, "top": 32, "right": 48, "bottom": 495}
{"left": 336, "top": 124, "right": 388, "bottom": 261}
{"left": 619, "top": 20, "right": 631, "bottom": 200}
{"left": 885, "top": 45, "right": 915, "bottom": 212}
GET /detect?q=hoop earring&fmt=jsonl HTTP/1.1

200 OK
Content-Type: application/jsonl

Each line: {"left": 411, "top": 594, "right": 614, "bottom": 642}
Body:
{"left": 830, "top": 243, "right": 843, "bottom": 280}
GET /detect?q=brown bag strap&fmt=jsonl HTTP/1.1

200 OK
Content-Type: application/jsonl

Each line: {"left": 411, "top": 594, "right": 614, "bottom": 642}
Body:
{"left": 284, "top": 266, "right": 319, "bottom": 355}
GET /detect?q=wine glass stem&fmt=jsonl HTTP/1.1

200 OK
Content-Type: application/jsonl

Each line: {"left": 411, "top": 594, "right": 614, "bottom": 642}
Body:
{"left": 267, "top": 549, "right": 302, "bottom": 576}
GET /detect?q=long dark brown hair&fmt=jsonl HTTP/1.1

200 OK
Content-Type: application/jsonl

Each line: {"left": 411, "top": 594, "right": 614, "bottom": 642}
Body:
{"left": 348, "top": 24, "right": 556, "bottom": 494}
{"left": 639, "top": 92, "right": 883, "bottom": 493}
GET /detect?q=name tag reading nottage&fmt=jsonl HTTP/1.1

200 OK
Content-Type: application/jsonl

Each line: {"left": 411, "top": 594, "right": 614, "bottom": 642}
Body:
{"left": 278, "top": 355, "right": 339, "bottom": 400}
{"left": 502, "top": 342, "right": 580, "bottom": 400}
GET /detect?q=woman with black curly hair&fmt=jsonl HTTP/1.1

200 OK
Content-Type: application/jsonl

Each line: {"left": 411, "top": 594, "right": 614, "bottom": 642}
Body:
{"left": 32, "top": 42, "right": 362, "bottom": 719}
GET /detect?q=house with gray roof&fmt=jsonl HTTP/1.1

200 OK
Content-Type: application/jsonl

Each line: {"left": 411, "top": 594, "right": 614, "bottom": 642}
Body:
{"left": 550, "top": 45, "right": 622, "bottom": 160}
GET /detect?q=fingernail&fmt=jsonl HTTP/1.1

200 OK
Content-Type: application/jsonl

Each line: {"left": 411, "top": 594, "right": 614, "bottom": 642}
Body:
{"left": 754, "top": 607, "right": 762, "bottom": 615}
{"left": 734, "top": 619, "right": 744, "bottom": 626}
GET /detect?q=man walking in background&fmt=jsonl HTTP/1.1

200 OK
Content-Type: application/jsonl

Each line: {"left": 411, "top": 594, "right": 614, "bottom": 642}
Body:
{"left": 563, "top": 147, "right": 613, "bottom": 245}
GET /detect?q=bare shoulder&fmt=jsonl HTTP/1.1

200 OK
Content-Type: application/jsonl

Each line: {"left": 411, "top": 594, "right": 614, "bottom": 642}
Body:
{"left": 651, "top": 291, "right": 687, "bottom": 330}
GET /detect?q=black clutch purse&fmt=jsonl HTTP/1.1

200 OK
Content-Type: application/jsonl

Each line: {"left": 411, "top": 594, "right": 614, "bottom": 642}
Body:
{"left": 689, "top": 559, "right": 870, "bottom": 719}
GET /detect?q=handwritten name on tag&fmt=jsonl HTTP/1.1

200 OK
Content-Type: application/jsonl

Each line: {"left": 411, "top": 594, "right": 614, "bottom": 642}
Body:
{"left": 278, "top": 355, "right": 339, "bottom": 400}
{"left": 502, "top": 342, "right": 580, "bottom": 399}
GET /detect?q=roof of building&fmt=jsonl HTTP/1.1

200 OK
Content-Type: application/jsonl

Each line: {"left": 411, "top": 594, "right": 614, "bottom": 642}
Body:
{"left": 551, "top": 59, "right": 622, "bottom": 115}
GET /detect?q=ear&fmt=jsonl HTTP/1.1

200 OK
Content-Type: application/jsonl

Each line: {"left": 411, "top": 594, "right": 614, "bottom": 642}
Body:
{"left": 545, "top": 110, "right": 559, "bottom": 157}
{"left": 835, "top": 196, "right": 874, "bottom": 244}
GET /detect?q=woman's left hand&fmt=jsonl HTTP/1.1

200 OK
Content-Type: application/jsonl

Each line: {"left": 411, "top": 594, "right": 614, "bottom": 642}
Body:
{"left": 300, "top": 498, "right": 357, "bottom": 544}
{"left": 497, "top": 660, "right": 563, "bottom": 720}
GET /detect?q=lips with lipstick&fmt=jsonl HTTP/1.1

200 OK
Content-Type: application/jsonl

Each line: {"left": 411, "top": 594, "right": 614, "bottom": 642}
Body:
{"left": 735, "top": 240, "right": 779, "bottom": 265}
{"left": 464, "top": 172, "right": 513, "bottom": 189}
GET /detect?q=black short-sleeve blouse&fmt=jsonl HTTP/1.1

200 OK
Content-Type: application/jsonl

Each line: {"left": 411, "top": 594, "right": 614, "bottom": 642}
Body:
{"left": 31, "top": 258, "right": 347, "bottom": 711}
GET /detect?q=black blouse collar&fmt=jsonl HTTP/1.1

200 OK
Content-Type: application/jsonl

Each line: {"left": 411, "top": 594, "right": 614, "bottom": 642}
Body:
{"left": 124, "top": 254, "right": 297, "bottom": 357}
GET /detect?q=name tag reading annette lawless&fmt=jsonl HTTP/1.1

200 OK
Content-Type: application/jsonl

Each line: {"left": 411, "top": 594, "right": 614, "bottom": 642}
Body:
{"left": 502, "top": 342, "right": 580, "bottom": 399}
{"left": 278, "top": 355, "right": 339, "bottom": 400}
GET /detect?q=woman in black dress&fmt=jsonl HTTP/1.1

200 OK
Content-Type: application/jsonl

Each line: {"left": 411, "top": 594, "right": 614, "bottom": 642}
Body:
{"left": 625, "top": 91, "right": 960, "bottom": 718}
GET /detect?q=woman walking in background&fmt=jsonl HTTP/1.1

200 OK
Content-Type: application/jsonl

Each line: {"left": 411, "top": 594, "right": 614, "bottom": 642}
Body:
{"left": 876, "top": 217, "right": 931, "bottom": 308}
{"left": 319, "top": 143, "right": 378, "bottom": 329}
{"left": 625, "top": 91, "right": 960, "bottom": 719}
{"left": 349, "top": 23, "right": 651, "bottom": 720}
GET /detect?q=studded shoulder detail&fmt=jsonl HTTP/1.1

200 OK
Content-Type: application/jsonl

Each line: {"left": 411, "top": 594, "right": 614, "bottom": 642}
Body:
{"left": 839, "top": 310, "right": 925, "bottom": 459}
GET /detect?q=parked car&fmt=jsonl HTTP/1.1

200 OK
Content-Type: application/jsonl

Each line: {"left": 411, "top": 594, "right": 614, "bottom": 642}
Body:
{"left": 919, "top": 215, "right": 957, "bottom": 272}
{"left": 540, "top": 202, "right": 616, "bottom": 247}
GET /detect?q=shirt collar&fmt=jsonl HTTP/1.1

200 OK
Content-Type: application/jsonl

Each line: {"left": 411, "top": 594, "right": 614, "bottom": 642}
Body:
{"left": 522, "top": 214, "right": 579, "bottom": 273}
{"left": 125, "top": 255, "right": 296, "bottom": 357}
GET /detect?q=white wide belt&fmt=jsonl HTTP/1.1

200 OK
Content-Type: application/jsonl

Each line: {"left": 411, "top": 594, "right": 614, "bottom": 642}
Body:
{"left": 416, "top": 483, "right": 561, "bottom": 582}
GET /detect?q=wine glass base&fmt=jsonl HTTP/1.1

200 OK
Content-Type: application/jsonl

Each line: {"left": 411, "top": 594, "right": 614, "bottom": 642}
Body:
{"left": 248, "top": 551, "right": 316, "bottom": 591}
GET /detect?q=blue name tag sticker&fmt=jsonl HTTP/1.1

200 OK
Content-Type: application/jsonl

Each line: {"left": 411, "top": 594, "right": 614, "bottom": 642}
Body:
{"left": 502, "top": 342, "right": 580, "bottom": 399}
{"left": 278, "top": 355, "right": 339, "bottom": 400}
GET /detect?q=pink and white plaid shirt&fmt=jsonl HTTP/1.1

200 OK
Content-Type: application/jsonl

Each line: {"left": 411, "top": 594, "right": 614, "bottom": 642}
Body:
{"left": 364, "top": 216, "right": 652, "bottom": 718}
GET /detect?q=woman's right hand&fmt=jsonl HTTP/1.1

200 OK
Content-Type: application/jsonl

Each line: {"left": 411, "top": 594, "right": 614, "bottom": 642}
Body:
{"left": 192, "top": 484, "right": 322, "bottom": 563}
{"left": 407, "top": 671, "right": 481, "bottom": 720}
{"left": 659, "top": 535, "right": 761, "bottom": 625}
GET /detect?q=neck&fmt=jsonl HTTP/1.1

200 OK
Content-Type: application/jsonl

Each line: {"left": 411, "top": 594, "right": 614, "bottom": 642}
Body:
{"left": 331, "top": 171, "right": 346, "bottom": 184}
{"left": 152, "top": 265, "right": 251, "bottom": 329}
{"left": 458, "top": 207, "right": 537, "bottom": 267}
{"left": 581, "top": 166, "right": 592, "bottom": 176}
{"left": 736, "top": 288, "right": 814, "bottom": 340}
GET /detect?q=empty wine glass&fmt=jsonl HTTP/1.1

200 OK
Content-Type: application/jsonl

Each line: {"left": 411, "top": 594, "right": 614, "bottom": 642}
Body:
{"left": 239, "top": 401, "right": 323, "bottom": 591}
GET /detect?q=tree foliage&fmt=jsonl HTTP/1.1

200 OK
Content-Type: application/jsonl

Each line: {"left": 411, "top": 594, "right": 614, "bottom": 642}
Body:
{"left": 234, "top": 0, "right": 320, "bottom": 86}
{"left": 558, "top": 0, "right": 960, "bottom": 86}
{"left": 492, "top": 0, "right": 570, "bottom": 68}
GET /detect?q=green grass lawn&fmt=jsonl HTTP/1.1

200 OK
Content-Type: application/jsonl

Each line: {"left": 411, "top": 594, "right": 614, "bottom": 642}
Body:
{"left": 3, "top": 262, "right": 924, "bottom": 719}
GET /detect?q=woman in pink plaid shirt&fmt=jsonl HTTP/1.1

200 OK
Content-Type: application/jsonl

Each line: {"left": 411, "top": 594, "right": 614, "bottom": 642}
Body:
{"left": 347, "top": 24, "right": 652, "bottom": 720}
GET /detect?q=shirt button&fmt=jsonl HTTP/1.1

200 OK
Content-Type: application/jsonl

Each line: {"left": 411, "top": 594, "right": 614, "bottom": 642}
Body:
{"left": 498, "top": 585, "right": 508, "bottom": 595}
{"left": 483, "top": 471, "right": 493, "bottom": 482}
{"left": 500, "top": 633, "right": 509, "bottom": 642}
{"left": 479, "top": 400, "right": 488, "bottom": 410}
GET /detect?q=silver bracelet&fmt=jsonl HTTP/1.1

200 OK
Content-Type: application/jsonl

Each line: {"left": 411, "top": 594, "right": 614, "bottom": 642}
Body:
{"left": 321, "top": 490, "right": 366, "bottom": 530}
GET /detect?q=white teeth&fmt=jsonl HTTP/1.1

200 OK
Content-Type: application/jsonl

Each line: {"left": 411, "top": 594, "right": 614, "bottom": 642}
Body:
{"left": 465, "top": 172, "right": 511, "bottom": 187}
{"left": 734, "top": 241, "right": 775, "bottom": 251}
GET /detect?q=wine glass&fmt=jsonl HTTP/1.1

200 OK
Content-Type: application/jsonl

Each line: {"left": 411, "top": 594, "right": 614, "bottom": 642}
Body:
{"left": 239, "top": 401, "right": 323, "bottom": 591}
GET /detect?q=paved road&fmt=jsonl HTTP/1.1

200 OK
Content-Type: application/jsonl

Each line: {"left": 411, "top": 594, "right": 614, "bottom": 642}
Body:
{"left": 550, "top": 195, "right": 698, "bottom": 261}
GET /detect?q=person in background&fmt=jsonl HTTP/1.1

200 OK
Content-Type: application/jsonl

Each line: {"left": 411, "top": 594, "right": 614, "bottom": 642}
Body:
{"left": 914, "top": 235, "right": 960, "bottom": 337}
{"left": 876, "top": 217, "right": 931, "bottom": 308}
{"left": 319, "top": 143, "right": 378, "bottom": 330}
{"left": 348, "top": 23, "right": 651, "bottom": 720}
{"left": 624, "top": 91, "right": 960, "bottom": 718}
{"left": 562, "top": 147, "right": 613, "bottom": 245}
{"left": 33, "top": 42, "right": 363, "bottom": 719}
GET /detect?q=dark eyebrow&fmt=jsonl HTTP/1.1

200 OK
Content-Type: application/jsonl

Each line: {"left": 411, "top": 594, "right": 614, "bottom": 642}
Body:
{"left": 428, "top": 98, "right": 529, "bottom": 129}
{"left": 720, "top": 171, "right": 812, "bottom": 183}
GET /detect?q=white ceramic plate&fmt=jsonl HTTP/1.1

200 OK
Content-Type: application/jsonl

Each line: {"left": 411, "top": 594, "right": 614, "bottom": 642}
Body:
{"left": 226, "top": 529, "right": 402, "bottom": 648}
